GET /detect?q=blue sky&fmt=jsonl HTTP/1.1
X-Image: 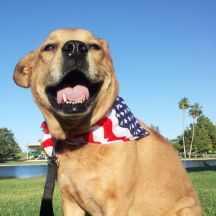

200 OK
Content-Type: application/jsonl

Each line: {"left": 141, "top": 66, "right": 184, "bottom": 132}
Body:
{"left": 1, "top": 0, "right": 216, "bottom": 150}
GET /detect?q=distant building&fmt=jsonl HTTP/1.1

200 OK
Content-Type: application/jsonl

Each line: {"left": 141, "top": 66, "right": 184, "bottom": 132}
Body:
{"left": 26, "top": 141, "right": 44, "bottom": 159}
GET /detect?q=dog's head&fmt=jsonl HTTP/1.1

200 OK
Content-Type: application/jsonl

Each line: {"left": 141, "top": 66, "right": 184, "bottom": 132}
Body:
{"left": 14, "top": 29, "right": 118, "bottom": 139}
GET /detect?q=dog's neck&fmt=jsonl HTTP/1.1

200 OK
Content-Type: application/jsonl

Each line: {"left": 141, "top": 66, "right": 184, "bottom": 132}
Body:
{"left": 41, "top": 96, "right": 149, "bottom": 156}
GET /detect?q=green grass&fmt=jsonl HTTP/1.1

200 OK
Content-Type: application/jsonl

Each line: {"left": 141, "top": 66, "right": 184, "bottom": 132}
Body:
{"left": 0, "top": 177, "right": 62, "bottom": 216}
{"left": 0, "top": 160, "right": 47, "bottom": 166}
{"left": 189, "top": 170, "right": 216, "bottom": 216}
{"left": 0, "top": 171, "right": 215, "bottom": 215}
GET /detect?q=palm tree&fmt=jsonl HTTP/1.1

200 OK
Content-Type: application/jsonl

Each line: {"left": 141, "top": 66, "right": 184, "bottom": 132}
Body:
{"left": 178, "top": 97, "right": 190, "bottom": 158}
{"left": 188, "top": 103, "right": 202, "bottom": 158}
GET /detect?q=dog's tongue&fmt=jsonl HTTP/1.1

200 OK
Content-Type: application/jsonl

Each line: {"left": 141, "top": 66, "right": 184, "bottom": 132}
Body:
{"left": 57, "top": 85, "right": 89, "bottom": 104}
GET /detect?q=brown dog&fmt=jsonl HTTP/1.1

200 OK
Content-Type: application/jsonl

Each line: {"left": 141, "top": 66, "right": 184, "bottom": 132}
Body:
{"left": 13, "top": 29, "right": 201, "bottom": 216}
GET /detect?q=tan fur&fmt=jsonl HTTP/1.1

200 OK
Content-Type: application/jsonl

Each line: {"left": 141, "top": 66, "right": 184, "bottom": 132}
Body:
{"left": 13, "top": 28, "right": 201, "bottom": 215}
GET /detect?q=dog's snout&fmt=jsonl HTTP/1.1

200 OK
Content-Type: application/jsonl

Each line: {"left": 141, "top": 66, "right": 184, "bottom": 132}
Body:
{"left": 62, "top": 40, "right": 88, "bottom": 58}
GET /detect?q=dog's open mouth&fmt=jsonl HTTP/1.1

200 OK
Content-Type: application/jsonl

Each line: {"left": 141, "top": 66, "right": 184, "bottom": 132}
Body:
{"left": 46, "top": 70, "right": 102, "bottom": 115}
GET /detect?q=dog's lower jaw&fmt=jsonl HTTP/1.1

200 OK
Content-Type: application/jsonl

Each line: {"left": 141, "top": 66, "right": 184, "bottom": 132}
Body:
{"left": 55, "top": 114, "right": 92, "bottom": 138}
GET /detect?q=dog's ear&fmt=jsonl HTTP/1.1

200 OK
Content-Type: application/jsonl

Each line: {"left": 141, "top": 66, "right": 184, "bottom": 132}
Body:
{"left": 13, "top": 51, "right": 35, "bottom": 88}
{"left": 98, "top": 39, "right": 113, "bottom": 63}
{"left": 98, "top": 39, "right": 109, "bottom": 52}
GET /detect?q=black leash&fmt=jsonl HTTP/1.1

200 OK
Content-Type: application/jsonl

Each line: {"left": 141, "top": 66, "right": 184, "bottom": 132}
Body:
{"left": 39, "top": 139, "right": 90, "bottom": 216}
{"left": 39, "top": 156, "right": 58, "bottom": 216}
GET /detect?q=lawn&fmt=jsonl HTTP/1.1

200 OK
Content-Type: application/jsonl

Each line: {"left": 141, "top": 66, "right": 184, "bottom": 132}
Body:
{"left": 189, "top": 170, "right": 216, "bottom": 216}
{"left": 0, "top": 177, "right": 62, "bottom": 216}
{"left": 0, "top": 160, "right": 47, "bottom": 166}
{"left": 0, "top": 171, "right": 215, "bottom": 216}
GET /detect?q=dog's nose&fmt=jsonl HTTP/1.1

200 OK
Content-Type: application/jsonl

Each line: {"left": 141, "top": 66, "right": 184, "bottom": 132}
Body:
{"left": 62, "top": 40, "right": 88, "bottom": 58}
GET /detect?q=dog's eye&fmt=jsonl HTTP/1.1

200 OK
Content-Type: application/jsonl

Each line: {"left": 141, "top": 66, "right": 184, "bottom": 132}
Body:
{"left": 43, "top": 44, "right": 56, "bottom": 51}
{"left": 89, "top": 43, "right": 101, "bottom": 51}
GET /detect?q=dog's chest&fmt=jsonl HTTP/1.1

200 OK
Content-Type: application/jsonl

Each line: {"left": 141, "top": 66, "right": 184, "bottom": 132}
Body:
{"left": 57, "top": 149, "right": 110, "bottom": 209}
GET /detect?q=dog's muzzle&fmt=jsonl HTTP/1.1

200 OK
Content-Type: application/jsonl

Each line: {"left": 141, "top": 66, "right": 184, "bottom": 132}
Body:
{"left": 61, "top": 40, "right": 89, "bottom": 76}
{"left": 45, "top": 40, "right": 102, "bottom": 116}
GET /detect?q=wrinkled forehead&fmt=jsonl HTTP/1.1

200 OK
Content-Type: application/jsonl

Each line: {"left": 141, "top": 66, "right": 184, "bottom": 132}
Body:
{"left": 44, "top": 29, "right": 98, "bottom": 44}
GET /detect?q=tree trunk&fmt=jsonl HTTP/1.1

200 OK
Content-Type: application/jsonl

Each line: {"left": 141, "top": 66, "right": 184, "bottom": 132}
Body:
{"left": 182, "top": 111, "right": 187, "bottom": 158}
{"left": 189, "top": 121, "right": 195, "bottom": 158}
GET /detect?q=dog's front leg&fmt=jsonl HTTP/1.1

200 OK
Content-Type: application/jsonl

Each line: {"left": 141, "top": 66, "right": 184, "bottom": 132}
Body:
{"left": 102, "top": 193, "right": 134, "bottom": 216}
{"left": 102, "top": 203, "right": 131, "bottom": 216}
{"left": 62, "top": 197, "right": 86, "bottom": 216}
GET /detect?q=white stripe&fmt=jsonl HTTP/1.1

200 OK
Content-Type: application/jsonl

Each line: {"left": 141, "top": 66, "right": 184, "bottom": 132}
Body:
{"left": 44, "top": 146, "right": 53, "bottom": 157}
{"left": 107, "top": 109, "right": 133, "bottom": 140}
{"left": 102, "top": 139, "right": 124, "bottom": 144}
{"left": 43, "top": 133, "right": 52, "bottom": 141}
{"left": 91, "top": 125, "right": 109, "bottom": 143}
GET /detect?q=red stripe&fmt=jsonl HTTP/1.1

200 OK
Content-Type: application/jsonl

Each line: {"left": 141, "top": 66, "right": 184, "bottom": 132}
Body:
{"left": 84, "top": 132, "right": 100, "bottom": 144}
{"left": 96, "top": 117, "right": 130, "bottom": 142}
{"left": 44, "top": 129, "right": 50, "bottom": 134}
{"left": 42, "top": 138, "right": 54, "bottom": 148}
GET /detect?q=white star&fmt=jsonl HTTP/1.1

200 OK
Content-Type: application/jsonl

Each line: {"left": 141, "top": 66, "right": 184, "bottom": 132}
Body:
{"left": 116, "top": 104, "right": 121, "bottom": 109}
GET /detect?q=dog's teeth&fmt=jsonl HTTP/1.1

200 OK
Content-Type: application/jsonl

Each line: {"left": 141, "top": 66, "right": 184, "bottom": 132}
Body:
{"left": 63, "top": 94, "right": 67, "bottom": 103}
{"left": 79, "top": 100, "right": 83, "bottom": 103}
{"left": 64, "top": 100, "right": 84, "bottom": 105}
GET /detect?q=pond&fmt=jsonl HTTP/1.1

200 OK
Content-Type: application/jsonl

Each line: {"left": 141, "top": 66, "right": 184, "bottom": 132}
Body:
{"left": 0, "top": 165, "right": 47, "bottom": 178}
{"left": 182, "top": 159, "right": 216, "bottom": 169}
{"left": 1, "top": 159, "right": 216, "bottom": 179}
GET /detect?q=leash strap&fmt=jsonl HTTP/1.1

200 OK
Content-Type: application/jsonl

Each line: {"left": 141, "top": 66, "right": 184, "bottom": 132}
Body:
{"left": 39, "top": 156, "right": 58, "bottom": 216}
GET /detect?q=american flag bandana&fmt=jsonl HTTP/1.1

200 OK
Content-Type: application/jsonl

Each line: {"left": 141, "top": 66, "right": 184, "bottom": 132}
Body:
{"left": 41, "top": 96, "right": 149, "bottom": 156}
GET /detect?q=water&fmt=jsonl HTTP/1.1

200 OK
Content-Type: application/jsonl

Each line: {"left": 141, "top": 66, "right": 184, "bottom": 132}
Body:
{"left": 182, "top": 159, "right": 216, "bottom": 168}
{"left": 0, "top": 165, "right": 47, "bottom": 178}
{"left": 1, "top": 159, "right": 216, "bottom": 179}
